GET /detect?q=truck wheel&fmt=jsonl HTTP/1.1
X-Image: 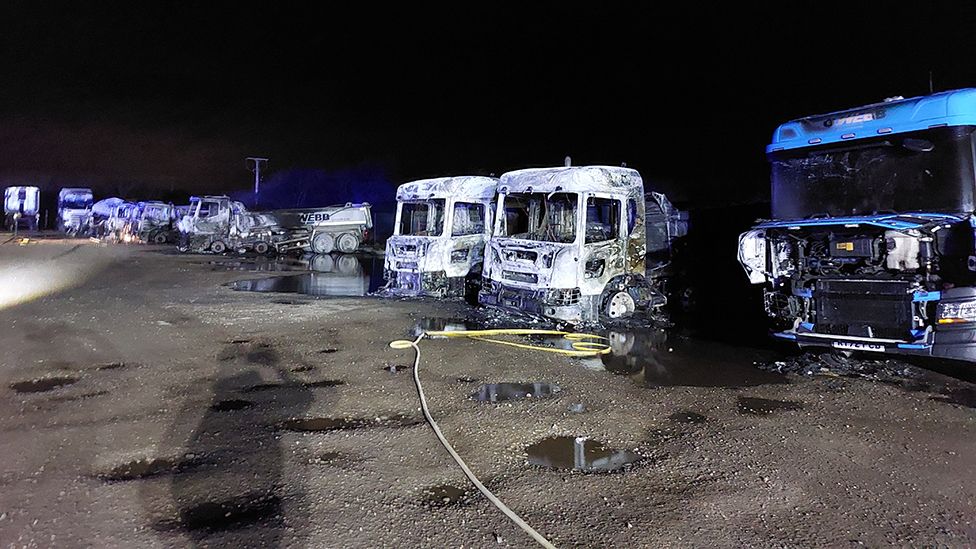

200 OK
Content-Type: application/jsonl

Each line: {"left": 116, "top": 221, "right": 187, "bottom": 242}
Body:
{"left": 210, "top": 240, "right": 227, "bottom": 254}
{"left": 311, "top": 233, "right": 335, "bottom": 254}
{"left": 152, "top": 231, "right": 168, "bottom": 244}
{"left": 603, "top": 290, "right": 636, "bottom": 319}
{"left": 336, "top": 233, "right": 360, "bottom": 254}
{"left": 253, "top": 241, "right": 269, "bottom": 255}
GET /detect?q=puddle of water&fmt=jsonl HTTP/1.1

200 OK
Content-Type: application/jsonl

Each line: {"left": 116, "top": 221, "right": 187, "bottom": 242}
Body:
{"left": 668, "top": 410, "right": 708, "bottom": 424}
{"left": 10, "top": 376, "right": 79, "bottom": 393}
{"left": 95, "top": 362, "right": 126, "bottom": 371}
{"left": 240, "top": 383, "right": 284, "bottom": 393}
{"left": 270, "top": 299, "right": 311, "bottom": 306}
{"left": 211, "top": 399, "right": 255, "bottom": 412}
{"left": 600, "top": 329, "right": 788, "bottom": 388}
{"left": 281, "top": 414, "right": 422, "bottom": 432}
{"left": 382, "top": 364, "right": 411, "bottom": 373}
{"left": 291, "top": 365, "right": 316, "bottom": 373}
{"left": 50, "top": 390, "right": 110, "bottom": 402}
{"left": 242, "top": 379, "right": 343, "bottom": 392}
{"left": 930, "top": 386, "right": 976, "bottom": 409}
{"left": 736, "top": 397, "right": 804, "bottom": 416}
{"left": 98, "top": 455, "right": 206, "bottom": 482}
{"left": 227, "top": 254, "right": 384, "bottom": 297}
{"left": 303, "top": 379, "right": 344, "bottom": 388}
{"left": 457, "top": 376, "right": 479, "bottom": 384}
{"left": 525, "top": 436, "right": 642, "bottom": 472}
{"left": 412, "top": 318, "right": 482, "bottom": 336}
{"left": 175, "top": 493, "right": 281, "bottom": 532}
{"left": 318, "top": 348, "right": 339, "bottom": 354}
{"left": 423, "top": 484, "right": 469, "bottom": 506}
{"left": 472, "top": 382, "right": 560, "bottom": 403}
{"left": 309, "top": 451, "right": 342, "bottom": 464}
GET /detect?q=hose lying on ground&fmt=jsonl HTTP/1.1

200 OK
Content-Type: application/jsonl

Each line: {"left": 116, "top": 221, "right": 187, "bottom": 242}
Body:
{"left": 389, "top": 329, "right": 610, "bottom": 549}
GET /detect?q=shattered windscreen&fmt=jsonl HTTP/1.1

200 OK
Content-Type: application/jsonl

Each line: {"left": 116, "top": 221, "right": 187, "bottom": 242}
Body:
{"left": 61, "top": 195, "right": 93, "bottom": 209}
{"left": 770, "top": 126, "right": 976, "bottom": 219}
{"left": 451, "top": 202, "right": 485, "bottom": 236}
{"left": 500, "top": 192, "right": 577, "bottom": 243}
{"left": 399, "top": 200, "right": 445, "bottom": 236}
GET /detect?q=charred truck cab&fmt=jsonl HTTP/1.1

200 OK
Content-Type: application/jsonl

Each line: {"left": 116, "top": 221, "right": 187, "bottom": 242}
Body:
{"left": 384, "top": 176, "right": 498, "bottom": 298}
{"left": 479, "top": 166, "right": 667, "bottom": 324}
{"left": 739, "top": 88, "right": 976, "bottom": 362}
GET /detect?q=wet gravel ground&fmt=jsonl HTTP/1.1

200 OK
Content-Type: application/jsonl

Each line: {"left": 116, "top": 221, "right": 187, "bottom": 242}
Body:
{"left": 1, "top": 240, "right": 975, "bottom": 547}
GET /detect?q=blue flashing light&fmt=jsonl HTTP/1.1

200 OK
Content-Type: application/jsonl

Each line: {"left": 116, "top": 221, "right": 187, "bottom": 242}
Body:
{"left": 897, "top": 343, "right": 931, "bottom": 350}
{"left": 772, "top": 332, "right": 797, "bottom": 340}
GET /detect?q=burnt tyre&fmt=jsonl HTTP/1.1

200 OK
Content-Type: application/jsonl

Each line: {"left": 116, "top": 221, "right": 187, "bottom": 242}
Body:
{"left": 210, "top": 240, "right": 227, "bottom": 254}
{"left": 336, "top": 233, "right": 360, "bottom": 254}
{"left": 152, "top": 231, "right": 168, "bottom": 244}
{"left": 311, "top": 233, "right": 335, "bottom": 254}
{"left": 252, "top": 241, "right": 270, "bottom": 255}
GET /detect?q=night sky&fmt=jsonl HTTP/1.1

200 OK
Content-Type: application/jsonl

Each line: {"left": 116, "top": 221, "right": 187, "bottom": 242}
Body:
{"left": 2, "top": 3, "right": 975, "bottom": 207}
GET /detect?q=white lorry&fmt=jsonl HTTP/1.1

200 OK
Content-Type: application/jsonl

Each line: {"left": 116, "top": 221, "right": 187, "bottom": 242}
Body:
{"left": 478, "top": 165, "right": 673, "bottom": 324}
{"left": 383, "top": 176, "right": 498, "bottom": 298}
{"left": 4, "top": 186, "right": 41, "bottom": 232}
{"left": 57, "top": 187, "right": 94, "bottom": 235}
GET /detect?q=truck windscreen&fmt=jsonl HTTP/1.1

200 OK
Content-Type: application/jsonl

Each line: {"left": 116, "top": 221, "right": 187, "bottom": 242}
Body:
{"left": 769, "top": 126, "right": 976, "bottom": 219}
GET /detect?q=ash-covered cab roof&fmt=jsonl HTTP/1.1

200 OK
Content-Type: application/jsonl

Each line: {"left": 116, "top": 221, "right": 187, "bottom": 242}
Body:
{"left": 396, "top": 176, "right": 498, "bottom": 202}
{"left": 498, "top": 166, "right": 643, "bottom": 195}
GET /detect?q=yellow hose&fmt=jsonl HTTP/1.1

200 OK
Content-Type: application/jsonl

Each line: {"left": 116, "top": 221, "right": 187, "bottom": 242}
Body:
{"left": 390, "top": 328, "right": 611, "bottom": 549}
{"left": 417, "top": 328, "right": 611, "bottom": 357}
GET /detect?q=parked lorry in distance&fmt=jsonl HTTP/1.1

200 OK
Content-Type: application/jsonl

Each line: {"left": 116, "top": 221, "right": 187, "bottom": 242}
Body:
{"left": 177, "top": 195, "right": 283, "bottom": 254}
{"left": 479, "top": 165, "right": 682, "bottom": 324}
{"left": 270, "top": 203, "right": 373, "bottom": 254}
{"left": 57, "top": 187, "right": 94, "bottom": 235}
{"left": 132, "top": 201, "right": 178, "bottom": 243}
{"left": 383, "top": 176, "right": 498, "bottom": 298}
{"left": 738, "top": 88, "right": 976, "bottom": 362}
{"left": 4, "top": 186, "right": 40, "bottom": 232}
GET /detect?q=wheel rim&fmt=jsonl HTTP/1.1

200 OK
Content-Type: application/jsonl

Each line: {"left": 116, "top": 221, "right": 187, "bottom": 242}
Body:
{"left": 607, "top": 291, "right": 636, "bottom": 318}
{"left": 312, "top": 233, "right": 334, "bottom": 254}
{"left": 337, "top": 233, "right": 359, "bottom": 253}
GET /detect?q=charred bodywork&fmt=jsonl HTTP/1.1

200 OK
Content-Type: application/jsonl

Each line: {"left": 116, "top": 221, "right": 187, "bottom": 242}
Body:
{"left": 383, "top": 176, "right": 497, "bottom": 298}
{"left": 479, "top": 166, "right": 673, "bottom": 324}
{"left": 740, "top": 88, "right": 976, "bottom": 362}
{"left": 177, "top": 196, "right": 283, "bottom": 254}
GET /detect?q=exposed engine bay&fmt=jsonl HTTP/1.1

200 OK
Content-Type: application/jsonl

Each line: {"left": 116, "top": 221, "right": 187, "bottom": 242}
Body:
{"left": 740, "top": 215, "right": 976, "bottom": 341}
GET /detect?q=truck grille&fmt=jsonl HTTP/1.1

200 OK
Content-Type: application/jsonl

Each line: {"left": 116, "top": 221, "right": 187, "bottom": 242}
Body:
{"left": 503, "top": 270, "right": 538, "bottom": 284}
{"left": 814, "top": 279, "right": 912, "bottom": 340}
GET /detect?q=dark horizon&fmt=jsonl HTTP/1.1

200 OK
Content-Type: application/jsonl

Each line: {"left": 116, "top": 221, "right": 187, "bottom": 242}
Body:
{"left": 2, "top": 3, "right": 975, "bottom": 207}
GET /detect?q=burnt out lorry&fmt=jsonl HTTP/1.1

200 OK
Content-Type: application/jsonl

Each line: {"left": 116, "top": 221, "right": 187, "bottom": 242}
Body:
{"left": 270, "top": 203, "right": 373, "bottom": 254}
{"left": 478, "top": 165, "right": 684, "bottom": 324}
{"left": 738, "top": 88, "right": 976, "bottom": 362}
{"left": 177, "top": 195, "right": 283, "bottom": 254}
{"left": 383, "top": 176, "right": 498, "bottom": 298}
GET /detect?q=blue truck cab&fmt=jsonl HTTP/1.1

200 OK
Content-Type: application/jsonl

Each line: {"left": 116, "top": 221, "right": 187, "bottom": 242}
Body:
{"left": 738, "top": 88, "right": 976, "bottom": 362}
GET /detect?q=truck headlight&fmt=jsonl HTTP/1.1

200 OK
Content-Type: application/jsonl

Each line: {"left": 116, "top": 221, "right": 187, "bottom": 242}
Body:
{"left": 937, "top": 300, "right": 976, "bottom": 324}
{"left": 737, "top": 229, "right": 767, "bottom": 284}
{"left": 450, "top": 249, "right": 469, "bottom": 263}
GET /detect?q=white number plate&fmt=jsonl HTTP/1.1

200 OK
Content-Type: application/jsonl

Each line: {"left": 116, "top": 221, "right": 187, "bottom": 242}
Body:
{"left": 832, "top": 341, "right": 885, "bottom": 352}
